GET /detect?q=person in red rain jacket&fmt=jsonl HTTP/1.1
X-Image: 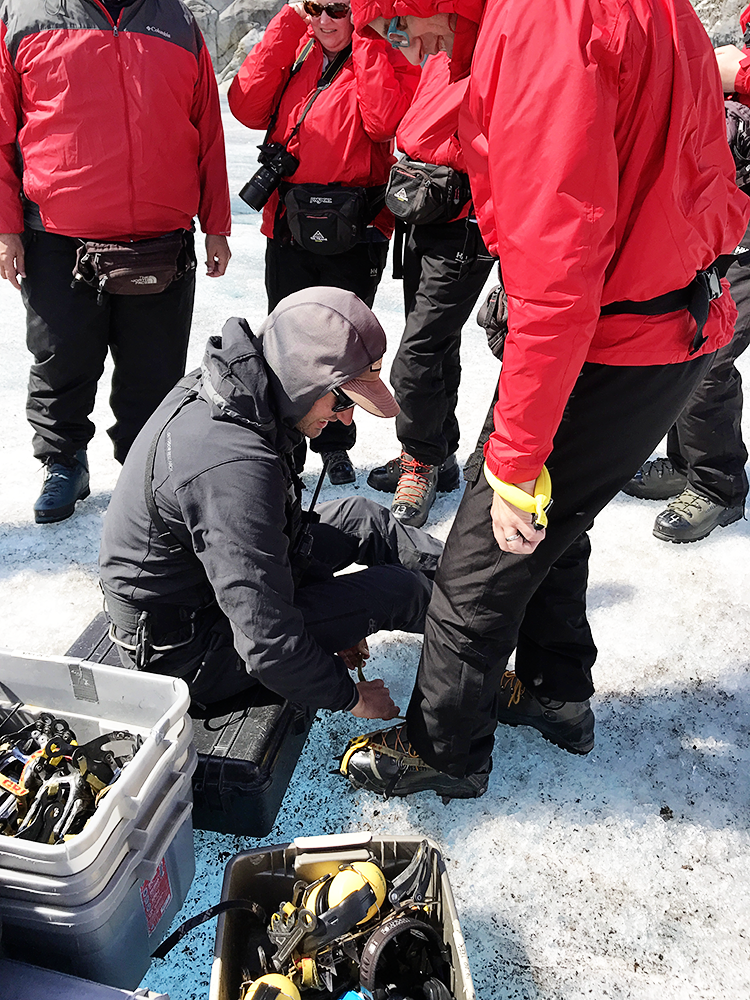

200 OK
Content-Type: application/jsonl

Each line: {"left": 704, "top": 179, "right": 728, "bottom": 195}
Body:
{"left": 228, "top": 0, "right": 419, "bottom": 486}
{"left": 366, "top": 52, "right": 495, "bottom": 528}
{"left": 0, "top": 0, "right": 231, "bottom": 525}
{"left": 336, "top": 0, "right": 750, "bottom": 801}
{"left": 620, "top": 12, "right": 750, "bottom": 543}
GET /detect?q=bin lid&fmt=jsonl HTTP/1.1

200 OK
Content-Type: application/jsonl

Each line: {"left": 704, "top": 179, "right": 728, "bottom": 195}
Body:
{"left": 0, "top": 957, "right": 169, "bottom": 999}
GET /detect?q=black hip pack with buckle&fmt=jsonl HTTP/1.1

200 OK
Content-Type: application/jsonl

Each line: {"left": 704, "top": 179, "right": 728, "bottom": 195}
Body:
{"left": 282, "top": 181, "right": 385, "bottom": 255}
{"left": 601, "top": 249, "right": 750, "bottom": 354}
{"left": 385, "top": 156, "right": 471, "bottom": 226}
{"left": 71, "top": 229, "right": 194, "bottom": 303}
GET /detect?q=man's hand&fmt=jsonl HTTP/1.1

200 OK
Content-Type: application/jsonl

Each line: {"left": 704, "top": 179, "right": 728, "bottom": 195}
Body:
{"left": 716, "top": 45, "right": 745, "bottom": 93}
{"left": 490, "top": 480, "right": 546, "bottom": 555}
{"left": 205, "top": 234, "right": 231, "bottom": 277}
{"left": 349, "top": 678, "right": 399, "bottom": 720}
{"left": 0, "top": 233, "right": 25, "bottom": 290}
{"left": 337, "top": 638, "right": 370, "bottom": 673}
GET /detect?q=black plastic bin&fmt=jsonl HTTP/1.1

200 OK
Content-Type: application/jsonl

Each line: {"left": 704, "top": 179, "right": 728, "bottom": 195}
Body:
{"left": 67, "top": 614, "right": 315, "bottom": 837}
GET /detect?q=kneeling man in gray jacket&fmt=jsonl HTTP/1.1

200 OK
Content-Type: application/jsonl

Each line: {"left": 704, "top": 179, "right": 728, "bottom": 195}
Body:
{"left": 99, "top": 287, "right": 443, "bottom": 719}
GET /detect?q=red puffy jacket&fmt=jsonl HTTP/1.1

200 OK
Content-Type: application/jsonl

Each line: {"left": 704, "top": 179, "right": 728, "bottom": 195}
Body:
{"left": 459, "top": 0, "right": 750, "bottom": 483}
{"left": 0, "top": 0, "right": 230, "bottom": 240}
{"left": 228, "top": 4, "right": 420, "bottom": 240}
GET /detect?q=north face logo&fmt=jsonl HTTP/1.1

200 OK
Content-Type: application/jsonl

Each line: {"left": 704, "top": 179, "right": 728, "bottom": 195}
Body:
{"left": 394, "top": 187, "right": 409, "bottom": 203}
{"left": 131, "top": 275, "right": 158, "bottom": 285}
{"left": 311, "top": 231, "right": 327, "bottom": 243}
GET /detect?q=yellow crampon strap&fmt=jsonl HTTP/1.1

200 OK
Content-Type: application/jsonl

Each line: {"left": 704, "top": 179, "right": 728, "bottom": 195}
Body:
{"left": 483, "top": 463, "right": 552, "bottom": 528}
{"left": 299, "top": 957, "right": 320, "bottom": 990}
{"left": 339, "top": 734, "right": 370, "bottom": 776}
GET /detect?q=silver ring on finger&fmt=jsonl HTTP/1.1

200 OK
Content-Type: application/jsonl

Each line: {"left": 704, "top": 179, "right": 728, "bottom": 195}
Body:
{"left": 505, "top": 532, "right": 521, "bottom": 542}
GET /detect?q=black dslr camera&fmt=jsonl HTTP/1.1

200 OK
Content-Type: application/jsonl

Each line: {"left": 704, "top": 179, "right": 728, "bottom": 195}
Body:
{"left": 239, "top": 142, "right": 300, "bottom": 211}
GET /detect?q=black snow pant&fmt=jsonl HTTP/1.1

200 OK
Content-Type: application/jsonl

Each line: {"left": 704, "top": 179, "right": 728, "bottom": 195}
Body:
{"left": 111, "top": 497, "right": 443, "bottom": 708}
{"left": 265, "top": 236, "right": 389, "bottom": 455}
{"left": 405, "top": 353, "right": 714, "bottom": 777}
{"left": 390, "top": 218, "right": 495, "bottom": 466}
{"left": 665, "top": 256, "right": 750, "bottom": 507}
{"left": 22, "top": 230, "right": 196, "bottom": 465}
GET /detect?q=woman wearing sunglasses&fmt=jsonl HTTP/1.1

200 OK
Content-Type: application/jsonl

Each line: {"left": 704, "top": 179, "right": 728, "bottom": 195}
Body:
{"left": 228, "top": 0, "right": 420, "bottom": 486}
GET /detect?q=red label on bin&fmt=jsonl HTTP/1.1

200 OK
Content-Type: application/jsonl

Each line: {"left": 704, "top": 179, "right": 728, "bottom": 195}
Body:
{"left": 141, "top": 857, "right": 173, "bottom": 935}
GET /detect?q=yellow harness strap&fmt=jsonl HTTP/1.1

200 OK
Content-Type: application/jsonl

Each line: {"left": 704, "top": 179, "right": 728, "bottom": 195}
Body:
{"left": 483, "top": 463, "right": 552, "bottom": 528}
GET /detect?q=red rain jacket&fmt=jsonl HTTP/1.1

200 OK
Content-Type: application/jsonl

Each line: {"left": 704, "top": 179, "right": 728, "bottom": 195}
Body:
{"left": 228, "top": 4, "right": 420, "bottom": 240}
{"left": 0, "top": 0, "right": 230, "bottom": 241}
{"left": 352, "top": 0, "right": 750, "bottom": 483}
{"left": 396, "top": 53, "right": 466, "bottom": 172}
{"left": 731, "top": 4, "right": 750, "bottom": 102}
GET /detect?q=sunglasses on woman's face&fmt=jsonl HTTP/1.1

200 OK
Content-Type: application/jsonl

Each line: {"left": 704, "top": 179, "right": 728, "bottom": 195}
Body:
{"left": 331, "top": 386, "right": 356, "bottom": 412}
{"left": 303, "top": 1, "right": 351, "bottom": 18}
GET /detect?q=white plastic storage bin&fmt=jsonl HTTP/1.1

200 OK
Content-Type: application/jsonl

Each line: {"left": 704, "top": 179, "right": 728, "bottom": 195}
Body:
{"left": 0, "top": 745, "right": 197, "bottom": 905}
{"left": 210, "top": 832, "right": 476, "bottom": 1000}
{"left": 0, "top": 789, "right": 195, "bottom": 988}
{"left": 0, "top": 650, "right": 190, "bottom": 875}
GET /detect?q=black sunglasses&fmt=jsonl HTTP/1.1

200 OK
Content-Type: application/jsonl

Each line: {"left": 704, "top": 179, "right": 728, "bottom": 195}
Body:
{"left": 303, "top": 1, "right": 351, "bottom": 18}
{"left": 331, "top": 386, "right": 356, "bottom": 412}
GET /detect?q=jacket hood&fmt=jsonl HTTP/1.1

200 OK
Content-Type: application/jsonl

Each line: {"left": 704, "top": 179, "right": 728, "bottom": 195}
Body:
{"left": 351, "top": 0, "right": 484, "bottom": 78}
{"left": 201, "top": 287, "right": 389, "bottom": 432}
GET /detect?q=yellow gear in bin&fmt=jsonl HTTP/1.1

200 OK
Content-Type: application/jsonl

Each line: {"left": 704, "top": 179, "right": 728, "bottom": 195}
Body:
{"left": 304, "top": 861, "right": 387, "bottom": 925}
{"left": 241, "top": 973, "right": 301, "bottom": 1000}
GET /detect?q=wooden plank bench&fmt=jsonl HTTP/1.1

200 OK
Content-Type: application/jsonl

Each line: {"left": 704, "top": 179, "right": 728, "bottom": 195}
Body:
{"left": 66, "top": 614, "right": 315, "bottom": 837}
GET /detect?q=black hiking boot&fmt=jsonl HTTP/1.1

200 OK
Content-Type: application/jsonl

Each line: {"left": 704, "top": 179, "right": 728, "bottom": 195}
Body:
{"left": 33, "top": 450, "right": 90, "bottom": 524}
{"left": 340, "top": 723, "right": 490, "bottom": 801}
{"left": 322, "top": 449, "right": 355, "bottom": 486}
{"left": 653, "top": 488, "right": 744, "bottom": 542}
{"left": 367, "top": 451, "right": 460, "bottom": 493}
{"left": 496, "top": 671, "right": 595, "bottom": 755}
{"left": 622, "top": 457, "right": 687, "bottom": 500}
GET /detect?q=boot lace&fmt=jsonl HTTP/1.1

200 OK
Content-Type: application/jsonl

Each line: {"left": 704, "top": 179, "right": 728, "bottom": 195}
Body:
{"left": 393, "top": 453, "right": 435, "bottom": 507}
{"left": 667, "top": 488, "right": 716, "bottom": 518}
{"left": 500, "top": 670, "right": 525, "bottom": 706}
{"left": 644, "top": 457, "right": 679, "bottom": 482}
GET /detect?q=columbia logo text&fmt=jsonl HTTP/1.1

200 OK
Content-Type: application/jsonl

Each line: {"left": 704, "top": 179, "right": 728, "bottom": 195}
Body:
{"left": 146, "top": 26, "right": 171, "bottom": 38}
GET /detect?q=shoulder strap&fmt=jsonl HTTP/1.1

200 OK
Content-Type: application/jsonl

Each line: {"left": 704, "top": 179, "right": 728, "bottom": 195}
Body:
{"left": 265, "top": 38, "right": 317, "bottom": 142}
{"left": 144, "top": 374, "right": 201, "bottom": 556}
{"left": 284, "top": 42, "right": 353, "bottom": 146}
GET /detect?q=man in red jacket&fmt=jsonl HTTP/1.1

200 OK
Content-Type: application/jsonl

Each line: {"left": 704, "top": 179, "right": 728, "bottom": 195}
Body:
{"left": 0, "top": 0, "right": 231, "bottom": 524}
{"left": 337, "top": 0, "right": 750, "bottom": 800}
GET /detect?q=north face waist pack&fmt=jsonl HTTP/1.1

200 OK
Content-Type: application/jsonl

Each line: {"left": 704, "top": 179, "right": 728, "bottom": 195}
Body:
{"left": 385, "top": 156, "right": 471, "bottom": 225}
{"left": 72, "top": 229, "right": 194, "bottom": 301}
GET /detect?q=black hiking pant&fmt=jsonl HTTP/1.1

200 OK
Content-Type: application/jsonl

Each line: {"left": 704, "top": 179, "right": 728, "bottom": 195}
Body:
{"left": 111, "top": 497, "right": 443, "bottom": 707}
{"left": 22, "top": 230, "right": 196, "bottom": 465}
{"left": 405, "top": 354, "right": 714, "bottom": 777}
{"left": 265, "top": 237, "right": 389, "bottom": 455}
{"left": 665, "top": 257, "right": 750, "bottom": 507}
{"left": 390, "top": 218, "right": 495, "bottom": 465}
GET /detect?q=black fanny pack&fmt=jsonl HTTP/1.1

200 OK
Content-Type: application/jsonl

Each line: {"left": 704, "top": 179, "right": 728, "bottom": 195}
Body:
{"left": 385, "top": 156, "right": 471, "bottom": 226}
{"left": 282, "top": 183, "right": 385, "bottom": 255}
{"left": 72, "top": 229, "right": 194, "bottom": 301}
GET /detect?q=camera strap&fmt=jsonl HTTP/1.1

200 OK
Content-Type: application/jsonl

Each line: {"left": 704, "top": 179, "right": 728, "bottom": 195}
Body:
{"left": 265, "top": 41, "right": 353, "bottom": 150}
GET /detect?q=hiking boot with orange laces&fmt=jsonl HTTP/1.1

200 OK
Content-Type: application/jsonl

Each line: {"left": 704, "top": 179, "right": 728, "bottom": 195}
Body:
{"left": 367, "top": 452, "right": 460, "bottom": 493}
{"left": 496, "top": 671, "right": 595, "bottom": 755}
{"left": 391, "top": 453, "right": 438, "bottom": 528}
{"left": 340, "top": 723, "right": 491, "bottom": 801}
